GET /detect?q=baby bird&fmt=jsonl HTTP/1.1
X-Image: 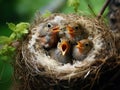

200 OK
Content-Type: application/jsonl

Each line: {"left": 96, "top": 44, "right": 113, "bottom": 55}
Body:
{"left": 49, "top": 39, "right": 72, "bottom": 64}
{"left": 72, "top": 39, "right": 93, "bottom": 61}
{"left": 59, "top": 22, "right": 88, "bottom": 44}
{"left": 39, "top": 21, "right": 58, "bottom": 36}
{"left": 37, "top": 22, "right": 60, "bottom": 49}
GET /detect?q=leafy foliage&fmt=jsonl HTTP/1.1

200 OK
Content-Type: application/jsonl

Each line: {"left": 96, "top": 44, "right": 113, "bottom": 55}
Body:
{"left": 0, "top": 36, "right": 11, "bottom": 44}
{"left": 8, "top": 22, "right": 29, "bottom": 39}
{"left": 0, "top": 22, "right": 29, "bottom": 61}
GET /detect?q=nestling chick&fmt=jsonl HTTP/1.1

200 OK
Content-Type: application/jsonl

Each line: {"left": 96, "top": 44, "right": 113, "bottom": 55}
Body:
{"left": 37, "top": 22, "right": 60, "bottom": 49}
{"left": 72, "top": 39, "right": 93, "bottom": 61}
{"left": 39, "top": 21, "right": 58, "bottom": 36}
{"left": 59, "top": 22, "right": 88, "bottom": 44}
{"left": 49, "top": 39, "right": 72, "bottom": 64}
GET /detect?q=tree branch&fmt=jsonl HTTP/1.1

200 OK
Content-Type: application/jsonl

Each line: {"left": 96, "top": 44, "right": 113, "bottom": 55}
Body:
{"left": 97, "top": 0, "right": 111, "bottom": 19}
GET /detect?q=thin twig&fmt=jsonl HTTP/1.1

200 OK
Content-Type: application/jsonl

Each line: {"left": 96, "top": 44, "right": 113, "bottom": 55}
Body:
{"left": 97, "top": 0, "right": 111, "bottom": 19}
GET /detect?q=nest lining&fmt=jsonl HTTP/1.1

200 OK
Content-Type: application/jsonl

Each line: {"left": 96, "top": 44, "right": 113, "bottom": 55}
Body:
{"left": 15, "top": 13, "right": 117, "bottom": 81}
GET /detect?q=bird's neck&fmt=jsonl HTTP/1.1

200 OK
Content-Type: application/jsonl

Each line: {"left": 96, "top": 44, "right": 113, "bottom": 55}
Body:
{"left": 69, "top": 32, "right": 75, "bottom": 39}
{"left": 78, "top": 47, "right": 84, "bottom": 54}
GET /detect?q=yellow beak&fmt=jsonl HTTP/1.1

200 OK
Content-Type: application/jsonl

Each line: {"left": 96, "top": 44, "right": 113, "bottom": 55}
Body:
{"left": 52, "top": 26, "right": 60, "bottom": 33}
{"left": 61, "top": 41, "right": 69, "bottom": 56}
{"left": 76, "top": 42, "right": 83, "bottom": 48}
{"left": 66, "top": 25, "right": 74, "bottom": 33}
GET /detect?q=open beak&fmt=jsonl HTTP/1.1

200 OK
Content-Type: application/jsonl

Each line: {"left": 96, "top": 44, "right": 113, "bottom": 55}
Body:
{"left": 52, "top": 26, "right": 60, "bottom": 33}
{"left": 76, "top": 42, "right": 83, "bottom": 48}
{"left": 76, "top": 41, "right": 83, "bottom": 53}
{"left": 61, "top": 41, "right": 69, "bottom": 56}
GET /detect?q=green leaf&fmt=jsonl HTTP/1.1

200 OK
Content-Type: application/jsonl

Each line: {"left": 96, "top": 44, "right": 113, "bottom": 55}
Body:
{"left": 7, "top": 22, "right": 29, "bottom": 35}
{"left": 7, "top": 22, "right": 30, "bottom": 40}
{"left": 68, "top": 0, "right": 80, "bottom": 12}
{"left": 9, "top": 33, "right": 16, "bottom": 40}
{"left": 7, "top": 23, "right": 16, "bottom": 32}
{"left": 15, "top": 22, "right": 29, "bottom": 34}
{"left": 0, "top": 45, "right": 15, "bottom": 56}
{"left": 16, "top": 33, "right": 22, "bottom": 39}
{"left": 0, "top": 36, "right": 11, "bottom": 44}
{"left": 0, "top": 60, "right": 13, "bottom": 89}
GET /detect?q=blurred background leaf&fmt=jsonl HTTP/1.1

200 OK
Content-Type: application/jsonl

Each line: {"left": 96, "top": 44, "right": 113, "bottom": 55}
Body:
{"left": 0, "top": 0, "right": 108, "bottom": 89}
{"left": 0, "top": 60, "right": 13, "bottom": 90}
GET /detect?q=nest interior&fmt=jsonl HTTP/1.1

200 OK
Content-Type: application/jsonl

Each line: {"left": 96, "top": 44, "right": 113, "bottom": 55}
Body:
{"left": 15, "top": 13, "right": 120, "bottom": 90}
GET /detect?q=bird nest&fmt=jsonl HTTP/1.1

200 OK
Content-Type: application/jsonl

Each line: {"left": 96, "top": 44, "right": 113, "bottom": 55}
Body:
{"left": 15, "top": 13, "right": 119, "bottom": 90}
